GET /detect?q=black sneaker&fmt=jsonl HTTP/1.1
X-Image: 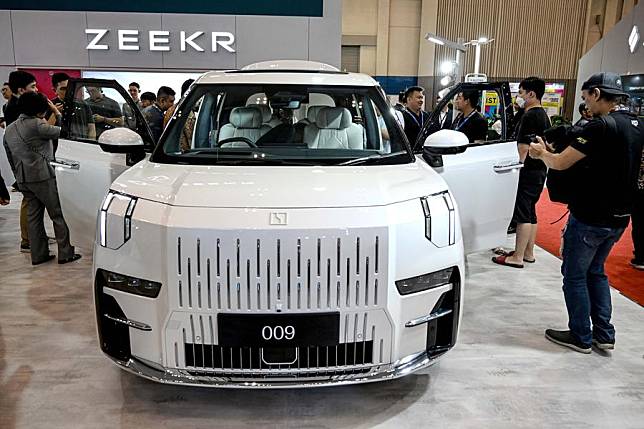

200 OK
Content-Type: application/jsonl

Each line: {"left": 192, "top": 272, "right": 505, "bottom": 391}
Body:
{"left": 630, "top": 258, "right": 644, "bottom": 270}
{"left": 545, "top": 329, "right": 591, "bottom": 354}
{"left": 32, "top": 254, "right": 56, "bottom": 266}
{"left": 592, "top": 338, "right": 615, "bottom": 350}
{"left": 58, "top": 254, "right": 82, "bottom": 264}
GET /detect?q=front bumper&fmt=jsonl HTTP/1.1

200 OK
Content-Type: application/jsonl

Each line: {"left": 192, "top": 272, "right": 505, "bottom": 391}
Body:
{"left": 107, "top": 348, "right": 448, "bottom": 389}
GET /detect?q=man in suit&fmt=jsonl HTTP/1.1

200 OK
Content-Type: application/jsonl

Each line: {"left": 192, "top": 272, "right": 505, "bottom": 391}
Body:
{"left": 3, "top": 92, "right": 81, "bottom": 265}
{"left": 402, "top": 86, "right": 430, "bottom": 149}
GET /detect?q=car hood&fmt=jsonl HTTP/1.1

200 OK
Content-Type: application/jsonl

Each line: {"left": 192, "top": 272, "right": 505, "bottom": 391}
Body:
{"left": 110, "top": 159, "right": 446, "bottom": 208}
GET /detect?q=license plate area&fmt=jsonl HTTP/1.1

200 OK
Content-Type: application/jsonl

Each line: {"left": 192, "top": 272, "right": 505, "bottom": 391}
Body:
{"left": 217, "top": 312, "right": 340, "bottom": 348}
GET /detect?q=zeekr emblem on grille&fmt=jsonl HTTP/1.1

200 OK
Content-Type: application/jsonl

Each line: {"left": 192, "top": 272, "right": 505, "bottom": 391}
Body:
{"left": 269, "top": 212, "right": 288, "bottom": 225}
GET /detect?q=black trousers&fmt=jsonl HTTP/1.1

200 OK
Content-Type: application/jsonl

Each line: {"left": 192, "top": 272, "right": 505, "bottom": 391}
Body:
{"left": 20, "top": 178, "right": 75, "bottom": 263}
{"left": 632, "top": 189, "right": 644, "bottom": 262}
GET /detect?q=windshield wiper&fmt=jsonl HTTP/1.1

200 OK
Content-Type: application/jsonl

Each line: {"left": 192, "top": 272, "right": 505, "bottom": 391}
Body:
{"left": 338, "top": 151, "right": 411, "bottom": 166}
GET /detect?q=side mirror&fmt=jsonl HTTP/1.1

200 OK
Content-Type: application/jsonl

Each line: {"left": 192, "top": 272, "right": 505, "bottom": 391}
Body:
{"left": 97, "top": 128, "right": 144, "bottom": 153}
{"left": 423, "top": 129, "right": 469, "bottom": 155}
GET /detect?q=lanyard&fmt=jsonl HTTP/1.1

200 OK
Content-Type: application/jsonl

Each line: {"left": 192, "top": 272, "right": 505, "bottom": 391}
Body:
{"left": 454, "top": 110, "right": 478, "bottom": 131}
{"left": 405, "top": 108, "right": 424, "bottom": 128}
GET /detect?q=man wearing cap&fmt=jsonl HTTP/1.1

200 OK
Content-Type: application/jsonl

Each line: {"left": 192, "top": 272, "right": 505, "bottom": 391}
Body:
{"left": 529, "top": 72, "right": 643, "bottom": 354}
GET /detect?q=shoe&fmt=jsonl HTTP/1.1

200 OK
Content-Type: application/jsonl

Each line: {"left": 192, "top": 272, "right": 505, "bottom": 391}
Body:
{"left": 545, "top": 329, "right": 591, "bottom": 354}
{"left": 491, "top": 255, "right": 524, "bottom": 269}
{"left": 58, "top": 254, "right": 82, "bottom": 264}
{"left": 592, "top": 338, "right": 615, "bottom": 350}
{"left": 20, "top": 243, "right": 30, "bottom": 253}
{"left": 630, "top": 258, "right": 644, "bottom": 270}
{"left": 32, "top": 254, "right": 56, "bottom": 266}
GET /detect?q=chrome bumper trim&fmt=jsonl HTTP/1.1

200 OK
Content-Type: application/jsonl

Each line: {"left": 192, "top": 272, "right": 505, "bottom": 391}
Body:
{"left": 103, "top": 314, "right": 152, "bottom": 331}
{"left": 107, "top": 349, "right": 446, "bottom": 389}
{"left": 404, "top": 309, "right": 453, "bottom": 328}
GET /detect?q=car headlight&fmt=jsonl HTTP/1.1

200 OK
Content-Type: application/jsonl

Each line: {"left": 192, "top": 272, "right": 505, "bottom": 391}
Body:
{"left": 98, "top": 269, "right": 162, "bottom": 298}
{"left": 421, "top": 191, "right": 456, "bottom": 247}
{"left": 99, "top": 191, "right": 138, "bottom": 249}
{"left": 395, "top": 267, "right": 454, "bottom": 295}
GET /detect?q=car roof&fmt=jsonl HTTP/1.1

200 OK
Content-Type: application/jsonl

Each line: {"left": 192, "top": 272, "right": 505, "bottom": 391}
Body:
{"left": 194, "top": 60, "right": 379, "bottom": 87}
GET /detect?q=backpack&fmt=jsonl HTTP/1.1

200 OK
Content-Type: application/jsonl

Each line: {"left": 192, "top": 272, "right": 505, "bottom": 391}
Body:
{"left": 545, "top": 116, "right": 616, "bottom": 204}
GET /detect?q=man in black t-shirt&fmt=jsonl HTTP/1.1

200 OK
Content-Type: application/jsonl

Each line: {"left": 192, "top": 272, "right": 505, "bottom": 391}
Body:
{"left": 493, "top": 77, "right": 550, "bottom": 270}
{"left": 529, "top": 72, "right": 643, "bottom": 354}
{"left": 451, "top": 90, "right": 487, "bottom": 142}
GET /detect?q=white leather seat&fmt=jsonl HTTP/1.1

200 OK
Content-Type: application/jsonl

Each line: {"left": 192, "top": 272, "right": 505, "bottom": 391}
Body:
{"left": 218, "top": 106, "right": 271, "bottom": 145}
{"left": 297, "top": 105, "right": 325, "bottom": 126}
{"left": 303, "top": 107, "right": 365, "bottom": 149}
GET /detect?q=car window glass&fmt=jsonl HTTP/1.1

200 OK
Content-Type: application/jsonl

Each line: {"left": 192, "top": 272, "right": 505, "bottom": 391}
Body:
{"left": 156, "top": 84, "right": 411, "bottom": 165}
{"left": 62, "top": 83, "right": 151, "bottom": 147}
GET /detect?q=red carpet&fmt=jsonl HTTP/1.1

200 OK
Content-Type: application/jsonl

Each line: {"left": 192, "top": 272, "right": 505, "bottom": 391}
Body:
{"left": 536, "top": 189, "right": 644, "bottom": 306}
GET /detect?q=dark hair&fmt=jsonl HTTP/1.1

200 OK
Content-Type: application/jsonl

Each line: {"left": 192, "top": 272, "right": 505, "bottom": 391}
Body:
{"left": 398, "top": 90, "right": 406, "bottom": 103}
{"left": 578, "top": 103, "right": 587, "bottom": 115}
{"left": 181, "top": 79, "right": 195, "bottom": 97}
{"left": 404, "top": 86, "right": 424, "bottom": 100}
{"left": 8, "top": 70, "right": 36, "bottom": 93}
{"left": 141, "top": 91, "right": 156, "bottom": 102}
{"left": 17, "top": 92, "right": 49, "bottom": 116}
{"left": 51, "top": 72, "right": 70, "bottom": 89}
{"left": 460, "top": 90, "right": 479, "bottom": 107}
{"left": 157, "top": 86, "right": 176, "bottom": 99}
{"left": 519, "top": 76, "right": 546, "bottom": 100}
{"left": 129, "top": 82, "right": 140, "bottom": 89}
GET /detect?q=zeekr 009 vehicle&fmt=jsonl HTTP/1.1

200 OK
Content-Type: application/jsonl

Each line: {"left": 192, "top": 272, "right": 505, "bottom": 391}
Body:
{"left": 53, "top": 61, "right": 520, "bottom": 387}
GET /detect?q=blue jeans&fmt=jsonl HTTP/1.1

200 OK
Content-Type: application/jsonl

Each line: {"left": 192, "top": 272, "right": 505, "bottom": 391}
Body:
{"left": 561, "top": 215, "right": 625, "bottom": 346}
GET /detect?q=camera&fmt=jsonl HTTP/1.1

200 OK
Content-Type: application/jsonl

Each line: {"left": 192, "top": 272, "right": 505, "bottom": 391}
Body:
{"left": 542, "top": 124, "right": 584, "bottom": 153}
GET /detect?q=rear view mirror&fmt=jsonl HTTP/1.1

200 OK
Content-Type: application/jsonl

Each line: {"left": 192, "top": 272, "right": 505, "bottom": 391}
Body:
{"left": 98, "top": 128, "right": 145, "bottom": 153}
{"left": 423, "top": 130, "right": 469, "bottom": 155}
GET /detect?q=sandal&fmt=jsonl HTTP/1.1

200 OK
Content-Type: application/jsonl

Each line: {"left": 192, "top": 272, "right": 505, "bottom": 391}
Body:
{"left": 492, "top": 255, "right": 524, "bottom": 269}
{"left": 493, "top": 249, "right": 535, "bottom": 263}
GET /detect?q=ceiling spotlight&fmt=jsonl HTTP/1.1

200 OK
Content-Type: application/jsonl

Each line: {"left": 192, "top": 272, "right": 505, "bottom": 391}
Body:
{"left": 426, "top": 36, "right": 445, "bottom": 46}
{"left": 440, "top": 61, "right": 455, "bottom": 75}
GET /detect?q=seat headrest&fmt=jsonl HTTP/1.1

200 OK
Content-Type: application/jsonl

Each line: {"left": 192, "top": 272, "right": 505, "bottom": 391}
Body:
{"left": 230, "top": 107, "right": 263, "bottom": 129}
{"left": 316, "top": 107, "right": 352, "bottom": 130}
{"left": 252, "top": 104, "right": 272, "bottom": 123}
{"left": 306, "top": 105, "right": 325, "bottom": 123}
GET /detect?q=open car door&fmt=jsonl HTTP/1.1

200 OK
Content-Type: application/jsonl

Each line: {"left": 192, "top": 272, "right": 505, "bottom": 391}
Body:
{"left": 54, "top": 78, "right": 155, "bottom": 250}
{"left": 417, "top": 81, "right": 521, "bottom": 254}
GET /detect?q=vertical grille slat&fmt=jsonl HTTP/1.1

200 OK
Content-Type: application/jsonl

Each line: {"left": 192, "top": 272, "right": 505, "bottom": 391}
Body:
{"left": 196, "top": 238, "right": 201, "bottom": 276}
{"left": 188, "top": 258, "right": 192, "bottom": 308}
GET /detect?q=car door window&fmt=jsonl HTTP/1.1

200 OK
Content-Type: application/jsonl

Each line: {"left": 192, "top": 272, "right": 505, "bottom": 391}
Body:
{"left": 61, "top": 79, "right": 155, "bottom": 150}
{"left": 417, "top": 82, "right": 514, "bottom": 151}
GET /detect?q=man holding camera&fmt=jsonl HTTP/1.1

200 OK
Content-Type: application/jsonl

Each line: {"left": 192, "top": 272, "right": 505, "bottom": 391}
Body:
{"left": 529, "top": 72, "right": 643, "bottom": 354}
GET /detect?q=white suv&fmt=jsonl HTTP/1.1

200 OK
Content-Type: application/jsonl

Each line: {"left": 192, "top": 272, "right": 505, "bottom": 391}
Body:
{"left": 54, "top": 61, "right": 520, "bottom": 388}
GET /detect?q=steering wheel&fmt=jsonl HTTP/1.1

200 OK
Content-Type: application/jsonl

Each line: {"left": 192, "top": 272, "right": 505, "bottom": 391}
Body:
{"left": 216, "top": 137, "right": 258, "bottom": 148}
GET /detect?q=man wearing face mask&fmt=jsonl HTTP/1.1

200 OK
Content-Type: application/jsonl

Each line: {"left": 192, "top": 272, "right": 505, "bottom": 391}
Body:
{"left": 493, "top": 77, "right": 550, "bottom": 269}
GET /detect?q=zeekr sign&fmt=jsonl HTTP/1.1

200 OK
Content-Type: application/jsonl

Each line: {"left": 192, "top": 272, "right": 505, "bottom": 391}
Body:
{"left": 85, "top": 29, "right": 236, "bottom": 52}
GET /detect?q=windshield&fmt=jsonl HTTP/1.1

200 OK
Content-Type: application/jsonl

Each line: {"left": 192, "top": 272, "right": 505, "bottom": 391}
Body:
{"left": 151, "top": 84, "right": 412, "bottom": 166}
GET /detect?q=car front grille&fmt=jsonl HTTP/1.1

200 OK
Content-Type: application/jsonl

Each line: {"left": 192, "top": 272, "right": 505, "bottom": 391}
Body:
{"left": 169, "top": 228, "right": 389, "bottom": 313}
